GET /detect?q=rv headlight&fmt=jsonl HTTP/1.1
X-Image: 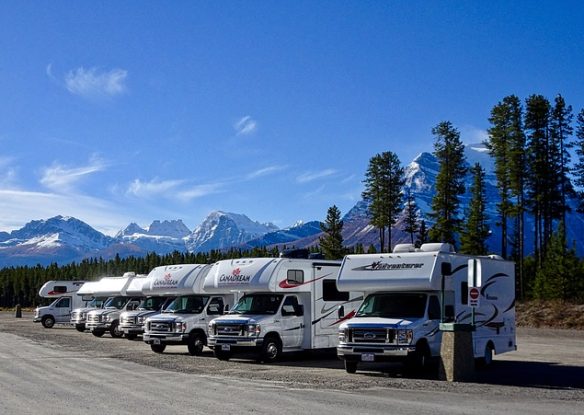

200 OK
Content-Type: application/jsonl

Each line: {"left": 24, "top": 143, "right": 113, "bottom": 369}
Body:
{"left": 137, "top": 316, "right": 145, "bottom": 324}
{"left": 246, "top": 324, "right": 261, "bottom": 336}
{"left": 396, "top": 329, "right": 413, "bottom": 345}
{"left": 175, "top": 322, "right": 187, "bottom": 333}
{"left": 208, "top": 321, "right": 216, "bottom": 335}
{"left": 338, "top": 328, "right": 349, "bottom": 342}
{"left": 104, "top": 315, "right": 112, "bottom": 322}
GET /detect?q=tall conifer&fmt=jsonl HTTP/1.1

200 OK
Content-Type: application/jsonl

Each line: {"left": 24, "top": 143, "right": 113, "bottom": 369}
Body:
{"left": 460, "top": 163, "right": 490, "bottom": 255}
{"left": 319, "top": 205, "right": 345, "bottom": 259}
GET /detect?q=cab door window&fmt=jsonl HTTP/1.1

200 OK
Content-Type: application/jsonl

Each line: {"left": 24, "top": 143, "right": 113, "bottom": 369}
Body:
{"left": 207, "top": 297, "right": 224, "bottom": 316}
{"left": 281, "top": 296, "right": 300, "bottom": 316}
{"left": 57, "top": 297, "right": 71, "bottom": 308}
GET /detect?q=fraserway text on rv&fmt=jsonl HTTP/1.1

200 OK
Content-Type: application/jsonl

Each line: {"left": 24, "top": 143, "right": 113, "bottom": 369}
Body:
{"left": 336, "top": 243, "right": 516, "bottom": 374}
{"left": 34, "top": 280, "right": 86, "bottom": 328}
{"left": 85, "top": 273, "right": 144, "bottom": 338}
{"left": 205, "top": 255, "right": 363, "bottom": 363}
{"left": 142, "top": 264, "right": 235, "bottom": 356}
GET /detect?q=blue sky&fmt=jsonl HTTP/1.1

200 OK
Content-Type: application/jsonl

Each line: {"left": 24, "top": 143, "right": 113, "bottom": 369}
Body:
{"left": 1, "top": 1, "right": 583, "bottom": 235}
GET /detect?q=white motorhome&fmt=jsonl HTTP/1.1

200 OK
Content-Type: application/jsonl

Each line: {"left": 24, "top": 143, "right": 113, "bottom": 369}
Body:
{"left": 142, "top": 264, "right": 234, "bottom": 355}
{"left": 34, "top": 280, "right": 87, "bottom": 328}
{"left": 85, "top": 272, "right": 143, "bottom": 338}
{"left": 206, "top": 256, "right": 363, "bottom": 362}
{"left": 70, "top": 280, "right": 109, "bottom": 332}
{"left": 119, "top": 272, "right": 172, "bottom": 340}
{"left": 336, "top": 243, "right": 516, "bottom": 374}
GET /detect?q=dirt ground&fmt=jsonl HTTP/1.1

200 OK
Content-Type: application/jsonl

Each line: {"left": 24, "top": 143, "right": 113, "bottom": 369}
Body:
{"left": 516, "top": 301, "right": 584, "bottom": 329}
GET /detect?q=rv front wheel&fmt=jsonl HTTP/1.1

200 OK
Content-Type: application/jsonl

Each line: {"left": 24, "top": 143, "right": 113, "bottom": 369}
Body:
{"left": 126, "top": 333, "right": 138, "bottom": 340}
{"left": 92, "top": 329, "right": 105, "bottom": 337}
{"left": 407, "top": 342, "right": 431, "bottom": 372}
{"left": 344, "top": 360, "right": 358, "bottom": 374}
{"left": 41, "top": 316, "right": 55, "bottom": 329}
{"left": 187, "top": 333, "right": 205, "bottom": 356}
{"left": 75, "top": 324, "right": 85, "bottom": 332}
{"left": 260, "top": 336, "right": 282, "bottom": 363}
{"left": 110, "top": 321, "right": 124, "bottom": 338}
{"left": 151, "top": 344, "right": 166, "bottom": 353}
{"left": 476, "top": 343, "right": 494, "bottom": 368}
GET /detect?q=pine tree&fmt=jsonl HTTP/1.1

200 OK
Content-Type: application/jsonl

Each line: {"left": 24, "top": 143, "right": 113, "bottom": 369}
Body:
{"left": 574, "top": 109, "right": 584, "bottom": 213}
{"left": 362, "top": 151, "right": 405, "bottom": 252}
{"left": 550, "top": 94, "right": 574, "bottom": 231}
{"left": 402, "top": 189, "right": 419, "bottom": 245}
{"left": 416, "top": 220, "right": 429, "bottom": 247}
{"left": 319, "top": 205, "right": 345, "bottom": 260}
{"left": 428, "top": 121, "right": 467, "bottom": 247}
{"left": 460, "top": 163, "right": 490, "bottom": 255}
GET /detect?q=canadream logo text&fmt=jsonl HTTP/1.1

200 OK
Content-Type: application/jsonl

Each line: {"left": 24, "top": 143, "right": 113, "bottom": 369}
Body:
{"left": 219, "top": 267, "right": 251, "bottom": 284}
{"left": 153, "top": 273, "right": 179, "bottom": 287}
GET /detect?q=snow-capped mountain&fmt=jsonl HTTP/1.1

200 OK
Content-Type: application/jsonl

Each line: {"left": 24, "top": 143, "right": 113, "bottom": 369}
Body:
{"left": 0, "top": 216, "right": 114, "bottom": 266}
{"left": 1, "top": 143, "right": 583, "bottom": 267}
{"left": 185, "top": 211, "right": 279, "bottom": 253}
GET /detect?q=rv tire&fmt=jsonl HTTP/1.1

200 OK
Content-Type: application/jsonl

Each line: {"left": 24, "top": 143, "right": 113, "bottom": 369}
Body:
{"left": 213, "top": 347, "right": 231, "bottom": 361}
{"left": 344, "top": 360, "right": 358, "bottom": 374}
{"left": 41, "top": 316, "right": 55, "bottom": 329}
{"left": 151, "top": 344, "right": 166, "bottom": 353}
{"left": 92, "top": 329, "right": 105, "bottom": 337}
{"left": 126, "top": 333, "right": 138, "bottom": 340}
{"left": 476, "top": 343, "right": 494, "bottom": 368}
{"left": 110, "top": 321, "right": 124, "bottom": 338}
{"left": 187, "top": 332, "right": 205, "bottom": 356}
{"left": 260, "top": 335, "right": 282, "bottom": 363}
{"left": 75, "top": 324, "right": 85, "bottom": 332}
{"left": 407, "top": 341, "right": 431, "bottom": 372}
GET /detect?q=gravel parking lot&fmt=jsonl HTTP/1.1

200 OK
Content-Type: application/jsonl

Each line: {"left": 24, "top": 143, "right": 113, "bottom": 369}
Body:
{"left": 1, "top": 312, "right": 583, "bottom": 402}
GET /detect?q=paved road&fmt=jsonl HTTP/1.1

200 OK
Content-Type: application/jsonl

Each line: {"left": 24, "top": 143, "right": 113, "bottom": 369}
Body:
{"left": 0, "top": 314, "right": 583, "bottom": 414}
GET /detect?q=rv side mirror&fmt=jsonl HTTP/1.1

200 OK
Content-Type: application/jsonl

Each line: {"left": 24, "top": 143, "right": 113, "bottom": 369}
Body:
{"left": 444, "top": 305, "right": 455, "bottom": 322}
{"left": 296, "top": 304, "right": 304, "bottom": 317}
{"left": 338, "top": 305, "right": 345, "bottom": 319}
{"left": 224, "top": 304, "right": 230, "bottom": 313}
{"left": 441, "top": 262, "right": 452, "bottom": 276}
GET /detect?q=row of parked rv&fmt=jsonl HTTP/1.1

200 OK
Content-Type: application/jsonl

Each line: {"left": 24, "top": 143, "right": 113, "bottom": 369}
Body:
{"left": 33, "top": 243, "right": 517, "bottom": 373}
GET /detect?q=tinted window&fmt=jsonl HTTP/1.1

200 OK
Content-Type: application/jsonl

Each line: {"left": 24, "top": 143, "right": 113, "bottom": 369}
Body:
{"left": 428, "top": 296, "right": 441, "bottom": 320}
{"left": 461, "top": 282, "right": 468, "bottom": 305}
{"left": 322, "top": 279, "right": 349, "bottom": 301}
{"left": 53, "top": 286, "right": 68, "bottom": 293}
{"left": 287, "top": 270, "right": 304, "bottom": 284}
{"left": 207, "top": 297, "right": 224, "bottom": 315}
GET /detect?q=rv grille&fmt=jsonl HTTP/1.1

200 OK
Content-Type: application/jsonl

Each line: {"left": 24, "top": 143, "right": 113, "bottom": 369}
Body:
{"left": 148, "top": 321, "right": 173, "bottom": 333}
{"left": 351, "top": 328, "right": 395, "bottom": 344}
{"left": 88, "top": 314, "right": 102, "bottom": 323}
{"left": 215, "top": 323, "right": 245, "bottom": 336}
{"left": 121, "top": 316, "right": 136, "bottom": 325}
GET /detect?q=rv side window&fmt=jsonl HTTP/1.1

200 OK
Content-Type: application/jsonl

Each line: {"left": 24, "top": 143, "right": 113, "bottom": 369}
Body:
{"left": 322, "top": 279, "right": 349, "bottom": 301}
{"left": 53, "top": 286, "right": 68, "bottom": 293}
{"left": 287, "top": 270, "right": 304, "bottom": 285}
{"left": 461, "top": 282, "right": 468, "bottom": 305}
{"left": 207, "top": 297, "right": 224, "bottom": 316}
{"left": 282, "top": 296, "right": 300, "bottom": 316}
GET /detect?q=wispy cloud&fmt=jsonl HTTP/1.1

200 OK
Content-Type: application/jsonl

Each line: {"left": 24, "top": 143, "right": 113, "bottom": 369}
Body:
{"left": 460, "top": 125, "right": 488, "bottom": 145}
{"left": 245, "top": 165, "right": 287, "bottom": 180}
{"left": 234, "top": 116, "right": 258, "bottom": 136}
{"left": 0, "top": 156, "right": 17, "bottom": 187}
{"left": 126, "top": 178, "right": 184, "bottom": 198}
{"left": 176, "top": 183, "right": 224, "bottom": 201}
{"left": 59, "top": 66, "right": 128, "bottom": 98}
{"left": 296, "top": 169, "right": 337, "bottom": 184}
{"left": 40, "top": 158, "right": 106, "bottom": 192}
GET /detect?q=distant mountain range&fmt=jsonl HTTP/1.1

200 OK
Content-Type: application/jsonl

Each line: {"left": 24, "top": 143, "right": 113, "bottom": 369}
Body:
{"left": 1, "top": 143, "right": 583, "bottom": 267}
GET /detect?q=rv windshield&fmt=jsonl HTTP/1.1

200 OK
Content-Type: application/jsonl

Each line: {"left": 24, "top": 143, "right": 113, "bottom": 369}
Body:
{"left": 356, "top": 293, "right": 427, "bottom": 319}
{"left": 229, "top": 294, "right": 283, "bottom": 315}
{"left": 88, "top": 297, "right": 107, "bottom": 308}
{"left": 103, "top": 296, "right": 128, "bottom": 309}
{"left": 138, "top": 296, "right": 167, "bottom": 311}
{"left": 163, "top": 295, "right": 209, "bottom": 314}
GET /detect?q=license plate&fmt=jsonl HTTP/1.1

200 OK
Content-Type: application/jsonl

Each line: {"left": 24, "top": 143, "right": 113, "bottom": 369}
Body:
{"left": 361, "top": 353, "right": 375, "bottom": 362}
{"left": 221, "top": 344, "right": 231, "bottom": 351}
{"left": 152, "top": 338, "right": 160, "bottom": 345}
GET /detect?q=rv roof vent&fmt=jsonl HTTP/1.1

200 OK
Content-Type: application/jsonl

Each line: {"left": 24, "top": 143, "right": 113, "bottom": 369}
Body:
{"left": 393, "top": 244, "right": 416, "bottom": 253}
{"left": 487, "top": 254, "right": 504, "bottom": 260}
{"left": 420, "top": 243, "right": 455, "bottom": 253}
{"left": 308, "top": 253, "right": 325, "bottom": 260}
{"left": 280, "top": 248, "right": 310, "bottom": 259}
{"left": 122, "top": 272, "right": 136, "bottom": 278}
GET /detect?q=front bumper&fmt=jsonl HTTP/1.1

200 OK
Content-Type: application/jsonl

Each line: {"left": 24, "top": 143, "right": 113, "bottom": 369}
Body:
{"left": 33, "top": 317, "right": 42, "bottom": 323}
{"left": 337, "top": 343, "right": 416, "bottom": 361}
{"left": 143, "top": 332, "right": 189, "bottom": 345}
{"left": 208, "top": 335, "right": 263, "bottom": 348}
{"left": 120, "top": 324, "right": 144, "bottom": 335}
{"left": 86, "top": 322, "right": 112, "bottom": 331}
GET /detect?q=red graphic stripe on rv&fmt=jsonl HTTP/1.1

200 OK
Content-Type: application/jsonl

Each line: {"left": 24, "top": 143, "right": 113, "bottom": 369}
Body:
{"left": 330, "top": 310, "right": 356, "bottom": 326}
{"left": 47, "top": 290, "right": 65, "bottom": 295}
{"left": 278, "top": 274, "right": 330, "bottom": 289}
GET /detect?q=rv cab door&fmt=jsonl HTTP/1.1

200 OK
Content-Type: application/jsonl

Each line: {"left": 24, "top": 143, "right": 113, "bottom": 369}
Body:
{"left": 54, "top": 297, "right": 72, "bottom": 323}
{"left": 280, "top": 295, "right": 304, "bottom": 349}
